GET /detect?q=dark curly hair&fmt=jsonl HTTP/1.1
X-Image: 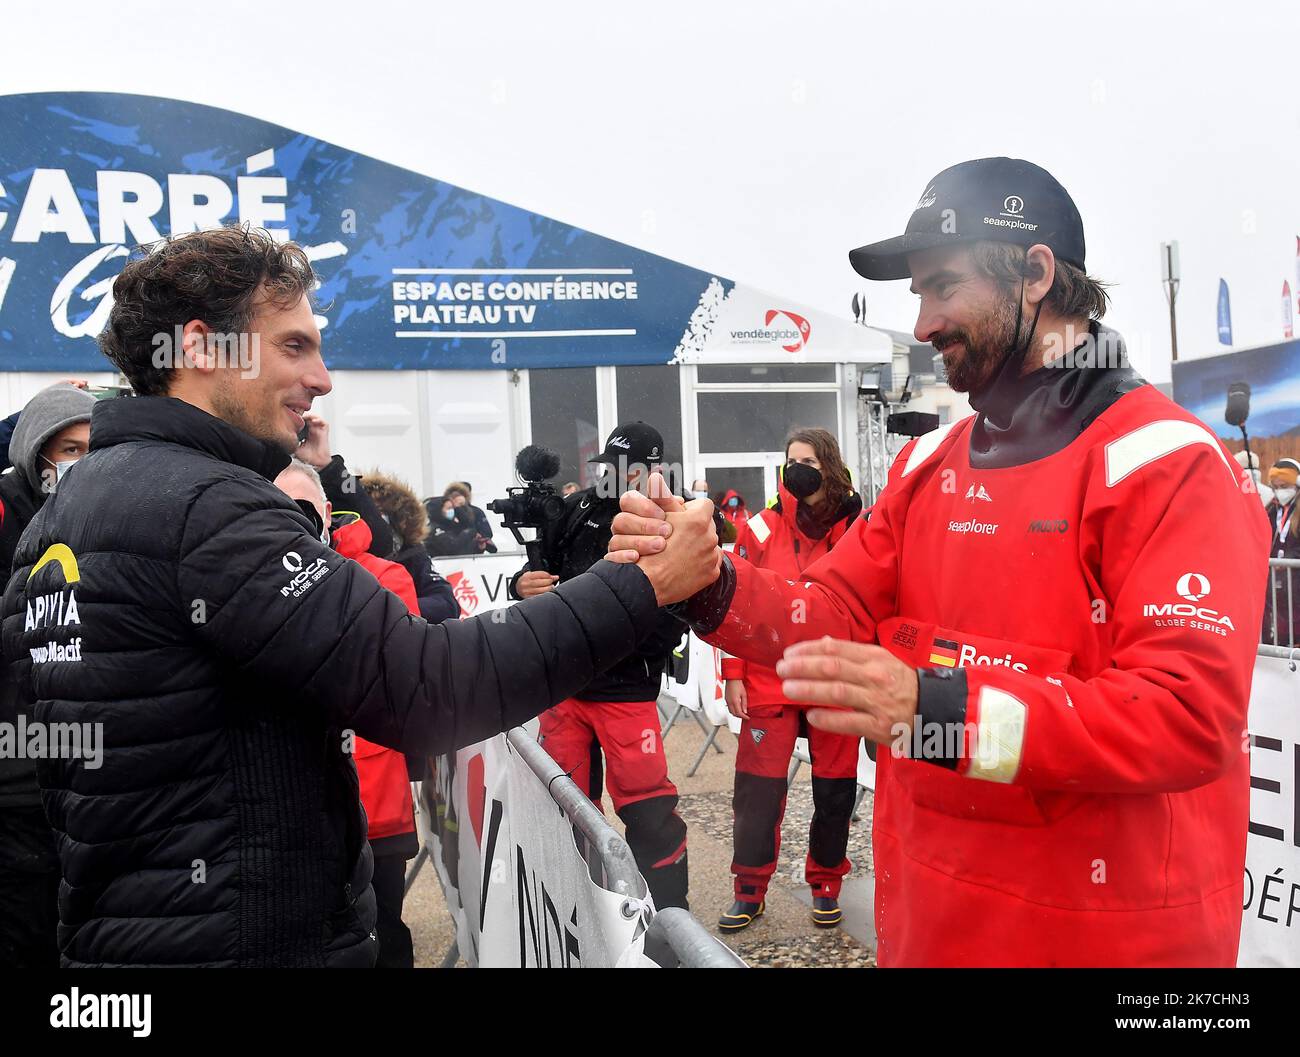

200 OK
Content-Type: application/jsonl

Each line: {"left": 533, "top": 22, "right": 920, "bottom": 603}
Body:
{"left": 362, "top": 471, "right": 429, "bottom": 548}
{"left": 99, "top": 225, "right": 317, "bottom": 396}
{"left": 786, "top": 427, "right": 853, "bottom": 517}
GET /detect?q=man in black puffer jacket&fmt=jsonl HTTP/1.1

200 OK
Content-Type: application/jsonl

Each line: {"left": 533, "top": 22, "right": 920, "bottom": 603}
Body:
{"left": 0, "top": 227, "right": 720, "bottom": 968}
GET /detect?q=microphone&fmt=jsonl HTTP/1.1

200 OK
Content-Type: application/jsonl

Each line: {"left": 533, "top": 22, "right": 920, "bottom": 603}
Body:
{"left": 1224, "top": 382, "right": 1250, "bottom": 428}
{"left": 515, "top": 445, "right": 561, "bottom": 484}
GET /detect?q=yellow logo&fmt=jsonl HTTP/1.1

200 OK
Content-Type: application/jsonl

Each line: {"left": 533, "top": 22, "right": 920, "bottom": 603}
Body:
{"left": 28, "top": 544, "right": 80, "bottom": 585}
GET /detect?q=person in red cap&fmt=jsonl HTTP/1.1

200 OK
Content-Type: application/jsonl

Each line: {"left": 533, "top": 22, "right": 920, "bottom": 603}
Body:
{"left": 718, "top": 427, "right": 863, "bottom": 933}
{"left": 610, "top": 158, "right": 1269, "bottom": 967}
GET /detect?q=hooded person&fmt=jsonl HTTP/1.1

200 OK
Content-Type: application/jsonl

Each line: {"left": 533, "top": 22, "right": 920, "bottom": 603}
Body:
{"left": 0, "top": 381, "right": 95, "bottom": 969}
{"left": 0, "top": 383, "right": 96, "bottom": 570}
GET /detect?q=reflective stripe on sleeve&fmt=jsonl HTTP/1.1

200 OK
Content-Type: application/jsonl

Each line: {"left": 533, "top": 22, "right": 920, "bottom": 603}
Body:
{"left": 966, "top": 685, "right": 1027, "bottom": 784}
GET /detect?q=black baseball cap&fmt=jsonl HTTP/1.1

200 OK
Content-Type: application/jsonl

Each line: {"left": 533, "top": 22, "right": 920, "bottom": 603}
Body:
{"left": 588, "top": 422, "right": 664, "bottom": 467}
{"left": 849, "top": 157, "right": 1086, "bottom": 281}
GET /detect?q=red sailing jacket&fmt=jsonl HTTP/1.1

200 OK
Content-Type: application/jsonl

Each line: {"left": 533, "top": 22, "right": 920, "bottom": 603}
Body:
{"left": 703, "top": 380, "right": 1269, "bottom": 966}
{"left": 721, "top": 476, "right": 861, "bottom": 706}
{"left": 332, "top": 514, "right": 417, "bottom": 842}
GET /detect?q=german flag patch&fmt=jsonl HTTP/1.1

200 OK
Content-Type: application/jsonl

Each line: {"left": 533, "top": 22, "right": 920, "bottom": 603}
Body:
{"left": 928, "top": 637, "right": 960, "bottom": 667}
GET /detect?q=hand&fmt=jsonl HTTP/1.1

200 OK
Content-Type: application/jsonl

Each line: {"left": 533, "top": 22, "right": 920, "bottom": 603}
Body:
{"left": 58, "top": 378, "right": 89, "bottom": 389}
{"left": 607, "top": 471, "right": 687, "bottom": 563}
{"left": 621, "top": 501, "right": 721, "bottom": 605}
{"left": 724, "top": 679, "right": 748, "bottom": 720}
{"left": 474, "top": 534, "right": 489, "bottom": 552}
{"left": 516, "top": 570, "right": 559, "bottom": 598}
{"left": 298, "top": 412, "right": 332, "bottom": 469}
{"left": 775, "top": 637, "right": 919, "bottom": 746}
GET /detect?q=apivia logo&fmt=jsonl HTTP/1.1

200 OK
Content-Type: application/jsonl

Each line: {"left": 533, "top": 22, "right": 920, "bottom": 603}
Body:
{"left": 751, "top": 728, "right": 766, "bottom": 745}
{"left": 282, "top": 551, "right": 304, "bottom": 572}
{"left": 965, "top": 483, "right": 992, "bottom": 502}
{"left": 1001, "top": 195, "right": 1025, "bottom": 218}
{"left": 1176, "top": 572, "right": 1211, "bottom": 602}
{"left": 916, "top": 184, "right": 938, "bottom": 208}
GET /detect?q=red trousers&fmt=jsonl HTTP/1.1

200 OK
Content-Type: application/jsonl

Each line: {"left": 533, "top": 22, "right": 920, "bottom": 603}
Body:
{"left": 733, "top": 704, "right": 858, "bottom": 901}
{"left": 539, "top": 698, "right": 689, "bottom": 909}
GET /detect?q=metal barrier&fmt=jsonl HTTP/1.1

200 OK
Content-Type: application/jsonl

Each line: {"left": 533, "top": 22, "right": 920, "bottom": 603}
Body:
{"left": 406, "top": 727, "right": 747, "bottom": 967}
{"left": 503, "top": 727, "right": 645, "bottom": 900}
{"left": 644, "top": 907, "right": 747, "bottom": 968}
{"left": 1262, "top": 557, "right": 1298, "bottom": 659}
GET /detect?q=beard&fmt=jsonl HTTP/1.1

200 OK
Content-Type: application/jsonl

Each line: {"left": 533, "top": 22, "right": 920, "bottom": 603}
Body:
{"left": 933, "top": 295, "right": 1021, "bottom": 394}
{"left": 211, "top": 371, "right": 298, "bottom": 454}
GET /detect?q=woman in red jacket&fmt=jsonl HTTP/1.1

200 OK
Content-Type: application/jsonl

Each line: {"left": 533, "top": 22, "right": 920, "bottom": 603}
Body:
{"left": 719, "top": 428, "right": 863, "bottom": 932}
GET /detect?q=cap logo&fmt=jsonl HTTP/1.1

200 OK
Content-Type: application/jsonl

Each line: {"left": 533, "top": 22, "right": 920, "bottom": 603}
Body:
{"left": 916, "top": 184, "right": 938, "bottom": 209}
{"left": 1001, "top": 195, "right": 1024, "bottom": 218}
{"left": 608, "top": 436, "right": 631, "bottom": 450}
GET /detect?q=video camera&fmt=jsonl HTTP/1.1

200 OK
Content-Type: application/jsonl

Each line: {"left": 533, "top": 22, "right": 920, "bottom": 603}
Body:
{"left": 488, "top": 445, "right": 568, "bottom": 571}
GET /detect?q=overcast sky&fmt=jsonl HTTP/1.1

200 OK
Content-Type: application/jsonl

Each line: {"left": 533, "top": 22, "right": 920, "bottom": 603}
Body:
{"left": 4, "top": 0, "right": 1297, "bottom": 382}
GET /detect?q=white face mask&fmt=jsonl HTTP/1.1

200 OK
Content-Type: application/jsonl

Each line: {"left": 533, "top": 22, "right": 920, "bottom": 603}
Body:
{"left": 41, "top": 455, "right": 81, "bottom": 491}
{"left": 1275, "top": 486, "right": 1297, "bottom": 505}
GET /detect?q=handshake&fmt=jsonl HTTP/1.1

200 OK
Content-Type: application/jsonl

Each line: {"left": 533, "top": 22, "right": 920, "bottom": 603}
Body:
{"left": 604, "top": 472, "right": 723, "bottom": 606}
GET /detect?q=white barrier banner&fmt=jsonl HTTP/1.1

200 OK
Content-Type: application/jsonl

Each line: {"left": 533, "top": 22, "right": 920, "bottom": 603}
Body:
{"left": 430, "top": 552, "right": 523, "bottom": 617}
{"left": 1238, "top": 654, "right": 1300, "bottom": 967}
{"left": 419, "top": 730, "right": 652, "bottom": 967}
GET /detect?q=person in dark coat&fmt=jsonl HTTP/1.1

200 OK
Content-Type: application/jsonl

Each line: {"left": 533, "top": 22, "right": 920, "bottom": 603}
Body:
{"left": 0, "top": 226, "right": 719, "bottom": 968}
{"left": 444, "top": 481, "right": 497, "bottom": 553}
{"left": 363, "top": 471, "right": 459, "bottom": 624}
{"left": 0, "top": 381, "right": 96, "bottom": 969}
{"left": 424, "top": 493, "right": 479, "bottom": 557}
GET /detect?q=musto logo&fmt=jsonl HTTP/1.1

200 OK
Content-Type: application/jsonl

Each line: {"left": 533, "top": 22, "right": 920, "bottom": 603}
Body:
{"left": 1144, "top": 572, "right": 1234, "bottom": 635}
{"left": 729, "top": 310, "right": 811, "bottom": 353}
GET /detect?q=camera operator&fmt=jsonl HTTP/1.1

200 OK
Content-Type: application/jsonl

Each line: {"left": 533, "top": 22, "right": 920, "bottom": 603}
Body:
{"left": 508, "top": 423, "right": 691, "bottom": 909}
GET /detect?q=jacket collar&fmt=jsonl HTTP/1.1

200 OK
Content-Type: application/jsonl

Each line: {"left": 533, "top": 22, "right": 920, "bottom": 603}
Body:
{"left": 90, "top": 396, "right": 292, "bottom": 482}
{"left": 967, "top": 321, "right": 1145, "bottom": 469}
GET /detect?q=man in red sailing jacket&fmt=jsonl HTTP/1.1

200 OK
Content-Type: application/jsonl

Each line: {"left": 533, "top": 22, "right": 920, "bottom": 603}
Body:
{"left": 611, "top": 158, "right": 1269, "bottom": 966}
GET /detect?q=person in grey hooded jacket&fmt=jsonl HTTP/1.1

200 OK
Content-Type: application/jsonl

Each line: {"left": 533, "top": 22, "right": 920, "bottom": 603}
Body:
{"left": 0, "top": 381, "right": 96, "bottom": 968}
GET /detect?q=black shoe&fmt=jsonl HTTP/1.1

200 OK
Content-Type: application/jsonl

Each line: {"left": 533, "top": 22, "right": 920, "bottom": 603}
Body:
{"left": 718, "top": 900, "right": 765, "bottom": 932}
{"left": 811, "top": 896, "right": 842, "bottom": 928}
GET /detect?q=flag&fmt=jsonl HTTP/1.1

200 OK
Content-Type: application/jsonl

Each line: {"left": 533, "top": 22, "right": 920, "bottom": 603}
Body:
{"left": 1216, "top": 279, "right": 1232, "bottom": 345}
{"left": 928, "top": 637, "right": 960, "bottom": 667}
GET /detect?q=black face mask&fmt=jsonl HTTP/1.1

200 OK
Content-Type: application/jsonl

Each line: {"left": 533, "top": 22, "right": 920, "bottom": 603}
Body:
{"left": 294, "top": 498, "right": 329, "bottom": 544}
{"left": 784, "top": 461, "right": 822, "bottom": 500}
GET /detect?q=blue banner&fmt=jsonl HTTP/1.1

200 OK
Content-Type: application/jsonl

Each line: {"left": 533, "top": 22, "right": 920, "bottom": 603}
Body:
{"left": 0, "top": 92, "right": 732, "bottom": 371}
{"left": 1216, "top": 278, "right": 1232, "bottom": 346}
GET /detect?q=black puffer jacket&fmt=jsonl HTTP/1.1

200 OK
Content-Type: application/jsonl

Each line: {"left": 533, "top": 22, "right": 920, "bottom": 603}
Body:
{"left": 0, "top": 396, "right": 660, "bottom": 967}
